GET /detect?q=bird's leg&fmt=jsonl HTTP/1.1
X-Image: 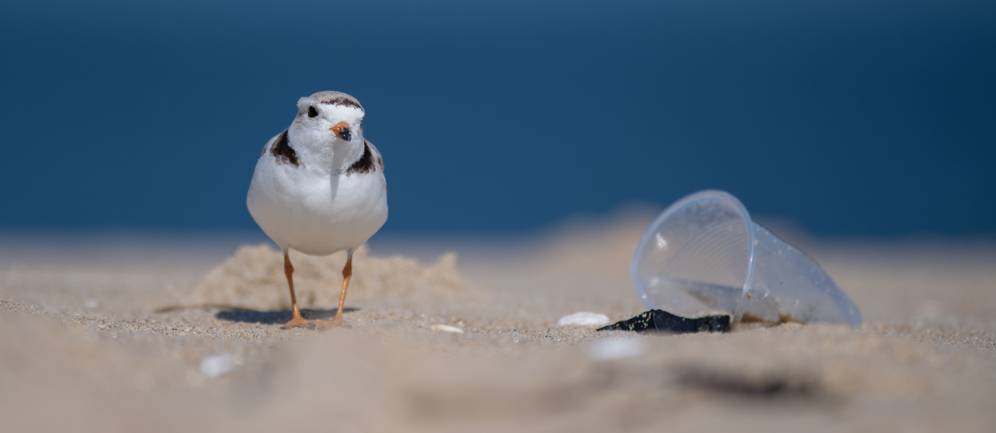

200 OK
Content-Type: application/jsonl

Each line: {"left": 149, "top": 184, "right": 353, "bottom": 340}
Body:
{"left": 317, "top": 249, "right": 353, "bottom": 329}
{"left": 281, "top": 250, "right": 312, "bottom": 329}
{"left": 335, "top": 250, "right": 354, "bottom": 323}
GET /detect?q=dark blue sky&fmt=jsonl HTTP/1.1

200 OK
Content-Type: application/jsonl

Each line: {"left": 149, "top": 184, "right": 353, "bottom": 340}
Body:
{"left": 1, "top": 0, "right": 994, "bottom": 236}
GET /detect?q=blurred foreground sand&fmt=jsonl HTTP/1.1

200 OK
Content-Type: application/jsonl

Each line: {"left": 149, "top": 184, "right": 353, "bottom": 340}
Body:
{"left": 1, "top": 216, "right": 995, "bottom": 432}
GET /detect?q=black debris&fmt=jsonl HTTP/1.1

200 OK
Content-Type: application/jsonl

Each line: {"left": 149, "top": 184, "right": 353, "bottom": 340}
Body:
{"left": 597, "top": 309, "right": 731, "bottom": 334}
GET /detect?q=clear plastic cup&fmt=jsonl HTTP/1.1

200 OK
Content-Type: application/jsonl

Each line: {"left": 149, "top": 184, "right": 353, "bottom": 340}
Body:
{"left": 631, "top": 190, "right": 862, "bottom": 327}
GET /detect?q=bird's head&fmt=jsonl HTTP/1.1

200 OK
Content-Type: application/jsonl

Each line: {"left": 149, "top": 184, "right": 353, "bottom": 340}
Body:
{"left": 287, "top": 91, "right": 366, "bottom": 168}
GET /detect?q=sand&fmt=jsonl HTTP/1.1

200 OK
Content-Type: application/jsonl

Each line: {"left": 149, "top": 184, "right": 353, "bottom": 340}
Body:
{"left": 184, "top": 244, "right": 470, "bottom": 311}
{"left": 1, "top": 216, "right": 995, "bottom": 432}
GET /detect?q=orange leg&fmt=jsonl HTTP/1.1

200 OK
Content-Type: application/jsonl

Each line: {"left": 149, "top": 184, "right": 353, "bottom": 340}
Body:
{"left": 281, "top": 250, "right": 313, "bottom": 329}
{"left": 317, "top": 249, "right": 353, "bottom": 329}
{"left": 335, "top": 250, "right": 353, "bottom": 322}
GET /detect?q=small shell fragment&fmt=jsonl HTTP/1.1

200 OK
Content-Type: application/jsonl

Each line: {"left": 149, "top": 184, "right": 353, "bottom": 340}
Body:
{"left": 199, "top": 353, "right": 240, "bottom": 378}
{"left": 557, "top": 312, "right": 610, "bottom": 328}
{"left": 431, "top": 324, "right": 465, "bottom": 334}
{"left": 589, "top": 337, "right": 644, "bottom": 361}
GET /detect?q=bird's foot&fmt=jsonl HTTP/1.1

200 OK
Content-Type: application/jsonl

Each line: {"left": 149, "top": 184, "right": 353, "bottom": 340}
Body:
{"left": 314, "top": 315, "right": 350, "bottom": 330}
{"left": 281, "top": 316, "right": 316, "bottom": 330}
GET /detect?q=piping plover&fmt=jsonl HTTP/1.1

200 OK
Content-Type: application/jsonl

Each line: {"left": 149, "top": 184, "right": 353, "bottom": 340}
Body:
{"left": 247, "top": 91, "right": 388, "bottom": 329}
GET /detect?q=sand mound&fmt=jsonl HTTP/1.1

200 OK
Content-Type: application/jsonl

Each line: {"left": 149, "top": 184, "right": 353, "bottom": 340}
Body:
{"left": 187, "top": 245, "right": 468, "bottom": 310}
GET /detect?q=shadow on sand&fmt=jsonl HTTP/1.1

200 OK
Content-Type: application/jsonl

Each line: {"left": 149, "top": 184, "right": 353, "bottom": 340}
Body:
{"left": 215, "top": 307, "right": 359, "bottom": 325}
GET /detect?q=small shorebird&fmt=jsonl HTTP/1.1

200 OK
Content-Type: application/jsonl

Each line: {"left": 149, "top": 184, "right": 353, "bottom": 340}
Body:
{"left": 247, "top": 91, "right": 388, "bottom": 329}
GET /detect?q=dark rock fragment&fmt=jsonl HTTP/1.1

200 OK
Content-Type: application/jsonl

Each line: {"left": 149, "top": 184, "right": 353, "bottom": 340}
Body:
{"left": 597, "top": 309, "right": 731, "bottom": 334}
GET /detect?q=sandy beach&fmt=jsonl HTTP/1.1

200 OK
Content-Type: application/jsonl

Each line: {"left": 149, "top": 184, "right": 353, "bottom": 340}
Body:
{"left": 2, "top": 214, "right": 995, "bottom": 432}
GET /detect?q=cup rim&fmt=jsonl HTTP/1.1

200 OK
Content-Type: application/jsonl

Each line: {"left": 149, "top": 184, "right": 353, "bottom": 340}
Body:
{"left": 630, "top": 189, "right": 757, "bottom": 318}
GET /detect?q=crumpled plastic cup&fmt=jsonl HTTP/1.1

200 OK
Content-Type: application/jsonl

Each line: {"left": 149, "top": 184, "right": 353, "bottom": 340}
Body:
{"left": 631, "top": 190, "right": 862, "bottom": 327}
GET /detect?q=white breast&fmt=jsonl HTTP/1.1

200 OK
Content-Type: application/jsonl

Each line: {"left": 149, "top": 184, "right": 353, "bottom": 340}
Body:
{"left": 247, "top": 153, "right": 388, "bottom": 256}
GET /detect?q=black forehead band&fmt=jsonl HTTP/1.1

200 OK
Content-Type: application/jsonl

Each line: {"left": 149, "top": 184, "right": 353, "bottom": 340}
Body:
{"left": 319, "top": 97, "right": 363, "bottom": 111}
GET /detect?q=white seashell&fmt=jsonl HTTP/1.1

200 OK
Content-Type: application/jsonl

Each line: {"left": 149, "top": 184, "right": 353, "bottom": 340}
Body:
{"left": 557, "top": 312, "right": 610, "bottom": 328}
{"left": 431, "top": 324, "right": 464, "bottom": 334}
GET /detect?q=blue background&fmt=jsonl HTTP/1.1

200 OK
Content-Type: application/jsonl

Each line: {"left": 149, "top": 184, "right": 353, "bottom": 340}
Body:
{"left": 2, "top": 0, "right": 994, "bottom": 237}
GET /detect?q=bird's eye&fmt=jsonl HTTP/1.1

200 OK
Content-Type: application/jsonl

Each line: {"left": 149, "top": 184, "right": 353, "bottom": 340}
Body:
{"left": 307, "top": 106, "right": 318, "bottom": 118}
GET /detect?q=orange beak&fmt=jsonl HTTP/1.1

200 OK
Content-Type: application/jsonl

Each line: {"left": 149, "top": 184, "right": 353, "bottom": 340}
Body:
{"left": 330, "top": 122, "right": 351, "bottom": 141}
